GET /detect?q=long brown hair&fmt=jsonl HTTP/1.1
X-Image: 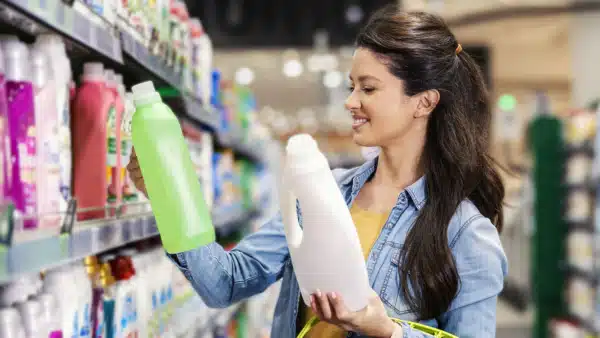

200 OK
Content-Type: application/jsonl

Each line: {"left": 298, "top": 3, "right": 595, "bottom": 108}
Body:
{"left": 356, "top": 5, "right": 504, "bottom": 320}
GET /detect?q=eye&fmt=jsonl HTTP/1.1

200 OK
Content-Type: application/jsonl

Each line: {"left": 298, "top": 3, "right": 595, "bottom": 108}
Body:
{"left": 347, "top": 86, "right": 355, "bottom": 93}
{"left": 362, "top": 87, "right": 375, "bottom": 94}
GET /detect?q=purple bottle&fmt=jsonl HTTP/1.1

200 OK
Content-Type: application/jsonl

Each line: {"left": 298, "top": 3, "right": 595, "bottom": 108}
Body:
{"left": 4, "top": 39, "right": 37, "bottom": 229}
{"left": 0, "top": 44, "right": 10, "bottom": 202}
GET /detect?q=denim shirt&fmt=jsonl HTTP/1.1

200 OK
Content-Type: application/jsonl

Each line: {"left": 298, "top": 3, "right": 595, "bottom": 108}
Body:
{"left": 169, "top": 158, "right": 508, "bottom": 337}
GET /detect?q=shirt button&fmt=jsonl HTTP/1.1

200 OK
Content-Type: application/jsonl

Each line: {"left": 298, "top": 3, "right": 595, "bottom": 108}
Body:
{"left": 399, "top": 193, "right": 407, "bottom": 203}
{"left": 346, "top": 332, "right": 353, "bottom": 338}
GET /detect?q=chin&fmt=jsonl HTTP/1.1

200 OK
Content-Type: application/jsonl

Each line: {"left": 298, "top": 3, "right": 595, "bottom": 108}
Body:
{"left": 352, "top": 132, "right": 378, "bottom": 147}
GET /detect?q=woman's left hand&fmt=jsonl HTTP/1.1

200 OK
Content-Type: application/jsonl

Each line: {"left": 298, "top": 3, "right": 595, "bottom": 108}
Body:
{"left": 311, "top": 289, "right": 400, "bottom": 338}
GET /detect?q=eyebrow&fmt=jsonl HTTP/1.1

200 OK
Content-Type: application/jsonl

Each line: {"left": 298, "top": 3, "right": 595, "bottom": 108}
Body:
{"left": 349, "top": 74, "right": 381, "bottom": 82}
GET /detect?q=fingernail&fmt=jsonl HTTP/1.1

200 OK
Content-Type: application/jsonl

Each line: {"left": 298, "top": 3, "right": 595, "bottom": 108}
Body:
{"left": 316, "top": 289, "right": 322, "bottom": 297}
{"left": 330, "top": 292, "right": 337, "bottom": 300}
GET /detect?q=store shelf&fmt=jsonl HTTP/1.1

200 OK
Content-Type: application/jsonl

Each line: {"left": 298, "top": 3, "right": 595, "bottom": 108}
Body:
{"left": 120, "top": 30, "right": 181, "bottom": 89}
{"left": 0, "top": 212, "right": 156, "bottom": 284}
{"left": 0, "top": 202, "right": 260, "bottom": 284}
{"left": 213, "top": 204, "right": 259, "bottom": 238}
{"left": 182, "top": 95, "right": 221, "bottom": 131}
{"left": 565, "top": 264, "right": 598, "bottom": 284}
{"left": 1, "top": 0, "right": 122, "bottom": 63}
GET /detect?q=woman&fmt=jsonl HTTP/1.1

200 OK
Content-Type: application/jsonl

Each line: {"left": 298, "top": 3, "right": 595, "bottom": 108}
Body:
{"left": 128, "top": 4, "right": 507, "bottom": 337}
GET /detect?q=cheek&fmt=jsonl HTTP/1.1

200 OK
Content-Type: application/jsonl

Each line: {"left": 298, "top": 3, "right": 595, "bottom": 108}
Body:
{"left": 364, "top": 98, "right": 414, "bottom": 136}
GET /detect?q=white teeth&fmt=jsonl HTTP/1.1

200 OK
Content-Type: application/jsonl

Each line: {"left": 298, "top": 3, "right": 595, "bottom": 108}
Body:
{"left": 354, "top": 118, "right": 367, "bottom": 124}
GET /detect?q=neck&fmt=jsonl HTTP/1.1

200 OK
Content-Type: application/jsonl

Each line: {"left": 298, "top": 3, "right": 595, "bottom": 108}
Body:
{"left": 373, "top": 133, "right": 426, "bottom": 190}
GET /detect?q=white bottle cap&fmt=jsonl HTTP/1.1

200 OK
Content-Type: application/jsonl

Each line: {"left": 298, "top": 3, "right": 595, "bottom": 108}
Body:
{"left": 0, "top": 307, "right": 24, "bottom": 338}
{"left": 82, "top": 62, "right": 105, "bottom": 82}
{"left": 131, "top": 81, "right": 161, "bottom": 106}
{"left": 4, "top": 40, "right": 29, "bottom": 82}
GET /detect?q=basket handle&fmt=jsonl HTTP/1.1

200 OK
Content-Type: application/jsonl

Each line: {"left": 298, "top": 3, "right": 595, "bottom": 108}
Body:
{"left": 296, "top": 315, "right": 458, "bottom": 338}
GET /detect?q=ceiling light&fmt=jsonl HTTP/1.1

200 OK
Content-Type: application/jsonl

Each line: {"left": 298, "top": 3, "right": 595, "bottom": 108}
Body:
{"left": 323, "top": 70, "right": 343, "bottom": 88}
{"left": 235, "top": 67, "right": 254, "bottom": 85}
{"left": 283, "top": 59, "right": 303, "bottom": 78}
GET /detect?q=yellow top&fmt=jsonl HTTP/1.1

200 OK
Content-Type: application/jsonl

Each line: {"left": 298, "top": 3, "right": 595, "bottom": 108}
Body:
{"left": 302, "top": 204, "right": 388, "bottom": 338}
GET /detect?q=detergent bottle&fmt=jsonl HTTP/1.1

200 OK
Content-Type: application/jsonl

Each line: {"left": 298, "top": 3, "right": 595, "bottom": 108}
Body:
{"left": 128, "top": 81, "right": 215, "bottom": 253}
{"left": 279, "top": 134, "right": 371, "bottom": 312}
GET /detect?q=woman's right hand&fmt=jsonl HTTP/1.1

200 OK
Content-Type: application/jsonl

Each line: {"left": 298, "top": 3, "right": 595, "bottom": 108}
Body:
{"left": 127, "top": 148, "right": 148, "bottom": 197}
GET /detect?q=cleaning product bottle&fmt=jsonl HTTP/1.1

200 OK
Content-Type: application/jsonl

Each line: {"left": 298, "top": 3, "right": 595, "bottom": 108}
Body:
{"left": 36, "top": 292, "right": 63, "bottom": 338}
{"left": 84, "top": 257, "right": 104, "bottom": 338}
{"left": 43, "top": 265, "right": 79, "bottom": 338}
{"left": 34, "top": 34, "right": 72, "bottom": 222}
{"left": 0, "top": 45, "right": 10, "bottom": 202}
{"left": 72, "top": 63, "right": 110, "bottom": 220}
{"left": 128, "top": 81, "right": 215, "bottom": 253}
{"left": 0, "top": 307, "right": 26, "bottom": 338}
{"left": 103, "top": 70, "right": 123, "bottom": 210}
{"left": 279, "top": 134, "right": 371, "bottom": 312}
{"left": 4, "top": 39, "right": 37, "bottom": 229}
{"left": 121, "top": 93, "right": 138, "bottom": 208}
{"left": 16, "top": 299, "right": 47, "bottom": 338}
{"left": 31, "top": 46, "right": 61, "bottom": 229}
{"left": 191, "top": 19, "right": 212, "bottom": 106}
{"left": 98, "top": 261, "right": 116, "bottom": 338}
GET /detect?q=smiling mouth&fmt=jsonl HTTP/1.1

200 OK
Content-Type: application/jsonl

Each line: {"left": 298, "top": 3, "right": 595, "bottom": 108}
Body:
{"left": 352, "top": 116, "right": 370, "bottom": 129}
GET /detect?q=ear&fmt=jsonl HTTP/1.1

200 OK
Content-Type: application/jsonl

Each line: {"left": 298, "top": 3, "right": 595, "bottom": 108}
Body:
{"left": 414, "top": 89, "right": 440, "bottom": 118}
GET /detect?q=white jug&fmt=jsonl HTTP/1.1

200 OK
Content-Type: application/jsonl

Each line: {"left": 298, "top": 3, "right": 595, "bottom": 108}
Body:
{"left": 279, "top": 134, "right": 371, "bottom": 312}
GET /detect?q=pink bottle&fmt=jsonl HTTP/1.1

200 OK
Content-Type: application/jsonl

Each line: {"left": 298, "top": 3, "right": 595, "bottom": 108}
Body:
{"left": 104, "top": 69, "right": 123, "bottom": 211}
{"left": 4, "top": 39, "right": 37, "bottom": 229}
{"left": 72, "top": 63, "right": 110, "bottom": 220}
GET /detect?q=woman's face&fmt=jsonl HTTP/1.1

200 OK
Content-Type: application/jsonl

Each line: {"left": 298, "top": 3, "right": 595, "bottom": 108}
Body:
{"left": 345, "top": 48, "right": 422, "bottom": 147}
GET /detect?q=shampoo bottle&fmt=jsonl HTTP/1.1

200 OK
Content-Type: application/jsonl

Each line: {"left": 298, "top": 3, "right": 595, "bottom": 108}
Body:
{"left": 34, "top": 34, "right": 72, "bottom": 222}
{"left": 31, "top": 46, "right": 61, "bottom": 229}
{"left": 0, "top": 46, "right": 10, "bottom": 201}
{"left": 129, "top": 81, "right": 215, "bottom": 253}
{"left": 4, "top": 39, "right": 37, "bottom": 229}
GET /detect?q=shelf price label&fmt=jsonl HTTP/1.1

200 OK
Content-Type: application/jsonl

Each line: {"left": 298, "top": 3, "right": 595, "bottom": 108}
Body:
{"left": 72, "top": 11, "right": 89, "bottom": 41}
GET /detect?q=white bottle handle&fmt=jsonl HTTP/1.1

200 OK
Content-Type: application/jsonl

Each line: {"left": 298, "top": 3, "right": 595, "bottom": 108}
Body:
{"left": 279, "top": 167, "right": 303, "bottom": 248}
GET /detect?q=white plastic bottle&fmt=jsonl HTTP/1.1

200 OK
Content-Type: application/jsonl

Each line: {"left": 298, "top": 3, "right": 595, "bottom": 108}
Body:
{"left": 34, "top": 34, "right": 72, "bottom": 225}
{"left": 279, "top": 134, "right": 371, "bottom": 312}
{"left": 36, "top": 292, "right": 63, "bottom": 338}
{"left": 43, "top": 265, "right": 79, "bottom": 338}
{"left": 31, "top": 46, "right": 61, "bottom": 229}
{"left": 189, "top": 18, "right": 213, "bottom": 106}
{"left": 0, "top": 307, "right": 26, "bottom": 338}
{"left": 16, "top": 299, "right": 46, "bottom": 338}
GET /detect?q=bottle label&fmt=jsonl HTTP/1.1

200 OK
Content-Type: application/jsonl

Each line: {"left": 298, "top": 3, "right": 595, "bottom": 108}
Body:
{"left": 58, "top": 87, "right": 71, "bottom": 210}
{"left": 106, "top": 105, "right": 117, "bottom": 203}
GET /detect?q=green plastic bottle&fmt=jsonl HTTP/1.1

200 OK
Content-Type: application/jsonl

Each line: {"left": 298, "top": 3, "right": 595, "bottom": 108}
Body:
{"left": 129, "top": 81, "right": 215, "bottom": 253}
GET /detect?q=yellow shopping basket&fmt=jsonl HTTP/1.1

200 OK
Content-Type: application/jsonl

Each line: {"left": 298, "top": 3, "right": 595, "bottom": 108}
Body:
{"left": 297, "top": 316, "right": 458, "bottom": 338}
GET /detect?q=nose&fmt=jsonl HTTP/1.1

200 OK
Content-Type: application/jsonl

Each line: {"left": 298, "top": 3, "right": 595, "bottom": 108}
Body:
{"left": 344, "top": 90, "right": 360, "bottom": 112}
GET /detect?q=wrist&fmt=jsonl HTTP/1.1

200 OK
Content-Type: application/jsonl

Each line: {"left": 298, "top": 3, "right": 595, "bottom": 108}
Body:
{"left": 375, "top": 318, "right": 398, "bottom": 338}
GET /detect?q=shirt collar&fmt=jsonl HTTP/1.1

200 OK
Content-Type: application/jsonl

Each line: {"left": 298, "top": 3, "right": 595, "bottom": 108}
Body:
{"left": 341, "top": 157, "right": 427, "bottom": 210}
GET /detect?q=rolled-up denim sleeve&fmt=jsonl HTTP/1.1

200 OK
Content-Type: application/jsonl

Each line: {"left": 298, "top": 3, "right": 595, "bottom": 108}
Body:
{"left": 168, "top": 214, "right": 290, "bottom": 308}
